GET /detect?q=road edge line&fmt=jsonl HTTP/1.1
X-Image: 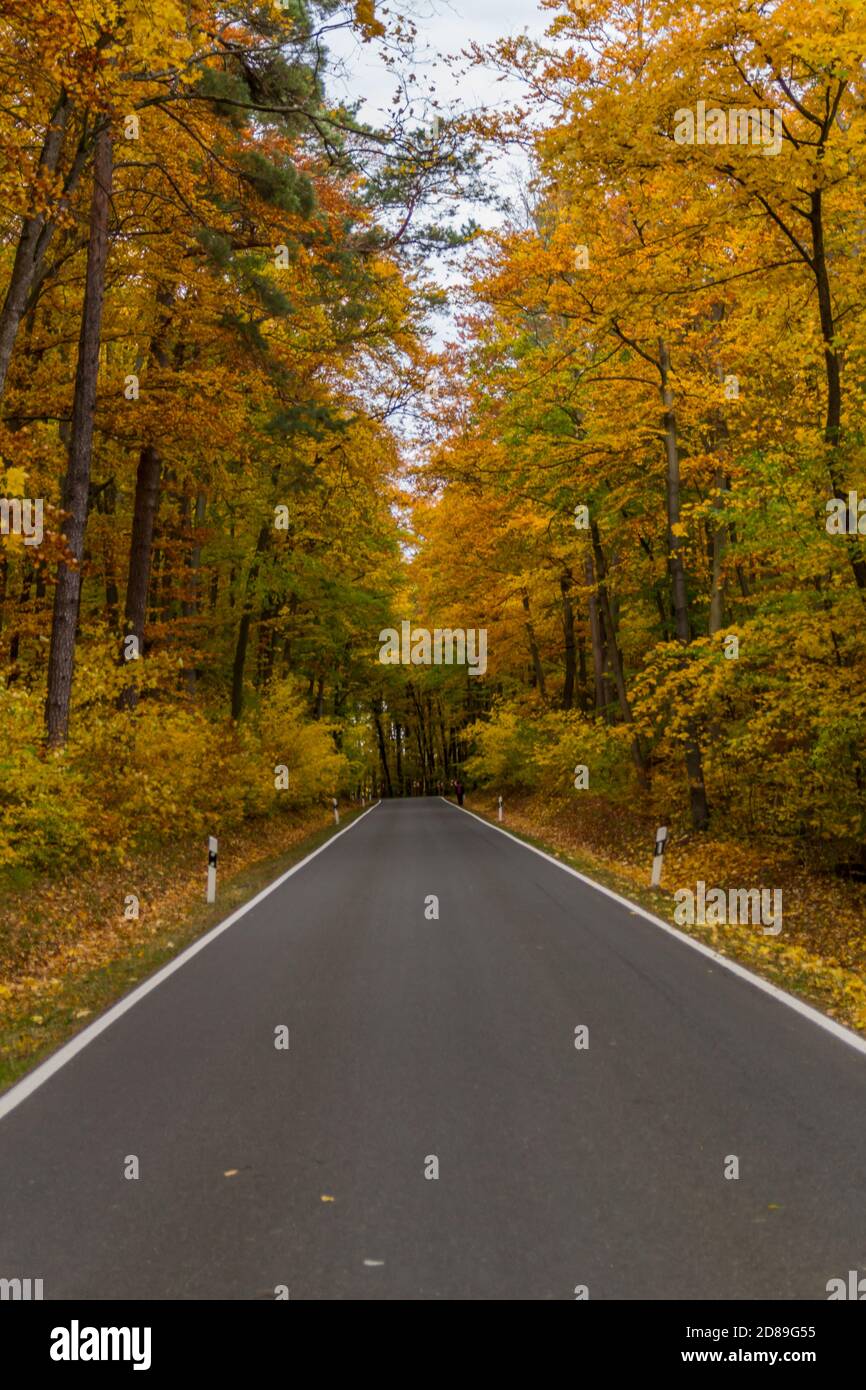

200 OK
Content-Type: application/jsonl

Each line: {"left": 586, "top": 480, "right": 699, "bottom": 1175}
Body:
{"left": 0, "top": 801, "right": 382, "bottom": 1122}
{"left": 442, "top": 797, "right": 866, "bottom": 1059}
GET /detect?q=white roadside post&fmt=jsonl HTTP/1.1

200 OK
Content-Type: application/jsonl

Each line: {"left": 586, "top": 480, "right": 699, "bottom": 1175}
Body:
{"left": 498, "top": 795, "right": 503, "bottom": 822}
{"left": 207, "top": 836, "right": 218, "bottom": 903}
{"left": 332, "top": 797, "right": 339, "bottom": 825}
{"left": 650, "top": 826, "right": 667, "bottom": 888}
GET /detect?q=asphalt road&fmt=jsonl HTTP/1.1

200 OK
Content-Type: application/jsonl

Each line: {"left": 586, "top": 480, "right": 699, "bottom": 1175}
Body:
{"left": 1, "top": 797, "right": 865, "bottom": 1300}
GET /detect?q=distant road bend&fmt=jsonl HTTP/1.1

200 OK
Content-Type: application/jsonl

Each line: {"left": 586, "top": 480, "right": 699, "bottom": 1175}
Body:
{"left": 1, "top": 797, "right": 865, "bottom": 1300}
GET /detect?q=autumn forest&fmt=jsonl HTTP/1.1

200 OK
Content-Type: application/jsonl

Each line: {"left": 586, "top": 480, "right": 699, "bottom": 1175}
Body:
{"left": 2, "top": 1, "right": 866, "bottom": 1054}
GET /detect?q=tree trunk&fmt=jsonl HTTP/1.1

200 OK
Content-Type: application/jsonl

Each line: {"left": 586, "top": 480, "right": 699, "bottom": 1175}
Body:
{"left": 708, "top": 467, "right": 726, "bottom": 635}
{"left": 809, "top": 188, "right": 866, "bottom": 592}
{"left": 181, "top": 490, "right": 206, "bottom": 694}
{"left": 0, "top": 95, "right": 74, "bottom": 402}
{"left": 659, "top": 337, "right": 710, "bottom": 830}
{"left": 584, "top": 552, "right": 607, "bottom": 713}
{"left": 231, "top": 522, "right": 270, "bottom": 721}
{"left": 231, "top": 610, "right": 254, "bottom": 721}
{"left": 407, "top": 682, "right": 431, "bottom": 788}
{"left": 118, "top": 287, "right": 176, "bottom": 709}
{"left": 44, "top": 126, "right": 112, "bottom": 747}
{"left": 7, "top": 563, "right": 32, "bottom": 685}
{"left": 727, "top": 503, "right": 750, "bottom": 599}
{"left": 373, "top": 702, "right": 393, "bottom": 796}
{"left": 521, "top": 587, "right": 547, "bottom": 700}
{"left": 576, "top": 633, "right": 589, "bottom": 712}
{"left": 437, "top": 697, "right": 450, "bottom": 779}
{"left": 118, "top": 444, "right": 161, "bottom": 709}
{"left": 705, "top": 342, "right": 730, "bottom": 634}
{"left": 101, "top": 481, "right": 119, "bottom": 633}
{"left": 413, "top": 721, "right": 426, "bottom": 790}
{"left": 590, "top": 523, "right": 647, "bottom": 781}
{"left": 560, "top": 568, "right": 576, "bottom": 709}
{"left": 394, "top": 720, "right": 404, "bottom": 793}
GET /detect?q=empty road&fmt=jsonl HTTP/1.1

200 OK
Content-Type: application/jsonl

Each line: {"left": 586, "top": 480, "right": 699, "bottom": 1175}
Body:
{"left": 1, "top": 798, "right": 865, "bottom": 1300}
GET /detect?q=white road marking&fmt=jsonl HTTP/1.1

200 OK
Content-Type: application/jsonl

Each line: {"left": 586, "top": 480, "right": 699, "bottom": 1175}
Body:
{"left": 444, "top": 798, "right": 866, "bottom": 1058}
{"left": 0, "top": 802, "right": 382, "bottom": 1122}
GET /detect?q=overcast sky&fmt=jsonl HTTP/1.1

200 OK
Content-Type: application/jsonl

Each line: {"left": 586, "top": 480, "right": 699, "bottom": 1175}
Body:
{"left": 327, "top": 0, "right": 552, "bottom": 352}
{"left": 326, "top": 0, "right": 550, "bottom": 133}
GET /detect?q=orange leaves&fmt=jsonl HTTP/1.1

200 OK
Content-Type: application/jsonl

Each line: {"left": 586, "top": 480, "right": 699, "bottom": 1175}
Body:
{"left": 353, "top": 0, "right": 386, "bottom": 41}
